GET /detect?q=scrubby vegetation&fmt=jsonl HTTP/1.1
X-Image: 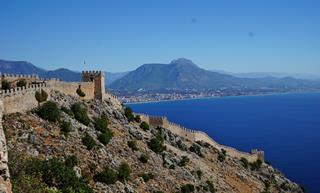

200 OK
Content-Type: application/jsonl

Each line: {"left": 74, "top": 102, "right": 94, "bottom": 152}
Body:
{"left": 178, "top": 156, "right": 190, "bottom": 167}
{"left": 8, "top": 152, "right": 93, "bottom": 193}
{"left": 140, "top": 121, "right": 150, "bottom": 131}
{"left": 76, "top": 87, "right": 86, "bottom": 97}
{"left": 134, "top": 115, "right": 141, "bottom": 122}
{"left": 240, "top": 157, "right": 249, "bottom": 168}
{"left": 218, "top": 149, "right": 227, "bottom": 162}
{"left": 82, "top": 133, "right": 96, "bottom": 150}
{"left": 117, "top": 162, "right": 132, "bottom": 182}
{"left": 148, "top": 132, "right": 166, "bottom": 153}
{"left": 1, "top": 80, "right": 11, "bottom": 90}
{"left": 189, "top": 143, "right": 203, "bottom": 157}
{"left": 16, "top": 79, "right": 27, "bottom": 87}
{"left": 35, "top": 89, "right": 48, "bottom": 105}
{"left": 127, "top": 140, "right": 139, "bottom": 151}
{"left": 71, "top": 103, "right": 91, "bottom": 126}
{"left": 124, "top": 106, "right": 134, "bottom": 122}
{"left": 139, "top": 172, "right": 154, "bottom": 182}
{"left": 180, "top": 183, "right": 195, "bottom": 193}
{"left": 93, "top": 115, "right": 109, "bottom": 132}
{"left": 98, "top": 131, "right": 113, "bottom": 145}
{"left": 94, "top": 167, "right": 118, "bottom": 185}
{"left": 250, "top": 159, "right": 263, "bottom": 171}
{"left": 139, "top": 153, "right": 149, "bottom": 163}
{"left": 61, "top": 106, "right": 74, "bottom": 117}
{"left": 60, "top": 121, "right": 71, "bottom": 135}
{"left": 37, "top": 101, "right": 60, "bottom": 122}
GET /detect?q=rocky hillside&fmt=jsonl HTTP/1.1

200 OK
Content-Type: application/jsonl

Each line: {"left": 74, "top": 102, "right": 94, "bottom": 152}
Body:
{"left": 3, "top": 91, "right": 304, "bottom": 193}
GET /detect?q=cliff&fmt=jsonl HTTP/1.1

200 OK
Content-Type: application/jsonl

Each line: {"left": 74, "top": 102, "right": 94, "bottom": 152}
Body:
{"left": 1, "top": 91, "right": 303, "bottom": 193}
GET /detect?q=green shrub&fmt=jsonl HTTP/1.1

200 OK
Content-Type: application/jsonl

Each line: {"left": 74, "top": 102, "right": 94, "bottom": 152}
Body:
{"left": 60, "top": 121, "right": 71, "bottom": 134}
{"left": 206, "top": 181, "right": 216, "bottom": 193}
{"left": 37, "top": 101, "right": 61, "bottom": 122}
{"left": 35, "top": 89, "right": 48, "bottom": 105}
{"left": 94, "top": 115, "right": 109, "bottom": 132}
{"left": 178, "top": 156, "right": 190, "bottom": 167}
{"left": 124, "top": 107, "right": 134, "bottom": 122}
{"left": 250, "top": 159, "right": 262, "bottom": 171}
{"left": 134, "top": 115, "right": 141, "bottom": 123}
{"left": 98, "top": 130, "right": 113, "bottom": 145}
{"left": 140, "top": 121, "right": 150, "bottom": 131}
{"left": 71, "top": 103, "right": 91, "bottom": 126}
{"left": 127, "top": 140, "right": 138, "bottom": 151}
{"left": 76, "top": 87, "right": 86, "bottom": 97}
{"left": 240, "top": 157, "right": 249, "bottom": 168}
{"left": 27, "top": 158, "right": 93, "bottom": 193}
{"left": 61, "top": 106, "right": 74, "bottom": 117}
{"left": 189, "top": 143, "right": 203, "bottom": 157}
{"left": 139, "top": 153, "right": 149, "bottom": 163}
{"left": 148, "top": 133, "right": 165, "bottom": 153}
{"left": 94, "top": 167, "right": 118, "bottom": 185}
{"left": 16, "top": 79, "right": 27, "bottom": 87}
{"left": 82, "top": 133, "right": 96, "bottom": 150}
{"left": 117, "top": 162, "right": 131, "bottom": 182}
{"left": 1, "top": 80, "right": 11, "bottom": 90}
{"left": 218, "top": 149, "right": 227, "bottom": 162}
{"left": 65, "top": 155, "right": 78, "bottom": 168}
{"left": 139, "top": 172, "right": 154, "bottom": 182}
{"left": 181, "top": 184, "right": 195, "bottom": 193}
{"left": 196, "top": 169, "right": 202, "bottom": 179}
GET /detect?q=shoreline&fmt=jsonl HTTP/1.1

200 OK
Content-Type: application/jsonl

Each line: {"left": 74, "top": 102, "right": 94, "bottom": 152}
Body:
{"left": 124, "top": 91, "right": 320, "bottom": 105}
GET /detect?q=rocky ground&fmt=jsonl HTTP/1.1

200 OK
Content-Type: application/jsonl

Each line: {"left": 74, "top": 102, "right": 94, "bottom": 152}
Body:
{"left": 2, "top": 91, "right": 304, "bottom": 193}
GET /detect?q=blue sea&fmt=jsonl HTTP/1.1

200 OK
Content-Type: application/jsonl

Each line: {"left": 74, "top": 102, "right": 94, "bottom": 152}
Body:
{"left": 129, "top": 93, "right": 320, "bottom": 193}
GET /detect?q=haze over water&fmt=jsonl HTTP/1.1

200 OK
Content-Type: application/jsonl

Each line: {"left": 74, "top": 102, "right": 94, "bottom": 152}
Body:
{"left": 129, "top": 93, "right": 320, "bottom": 193}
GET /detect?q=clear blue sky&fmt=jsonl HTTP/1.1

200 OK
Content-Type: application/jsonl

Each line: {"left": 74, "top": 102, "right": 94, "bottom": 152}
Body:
{"left": 0, "top": 0, "right": 319, "bottom": 73}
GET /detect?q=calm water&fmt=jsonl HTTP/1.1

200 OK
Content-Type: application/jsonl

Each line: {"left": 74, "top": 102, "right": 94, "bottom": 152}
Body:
{"left": 129, "top": 93, "right": 320, "bottom": 193}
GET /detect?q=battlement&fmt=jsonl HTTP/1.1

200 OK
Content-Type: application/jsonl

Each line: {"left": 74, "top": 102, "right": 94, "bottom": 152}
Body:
{"left": 0, "top": 83, "right": 48, "bottom": 98}
{"left": 136, "top": 113, "right": 264, "bottom": 162}
{"left": 0, "top": 73, "right": 39, "bottom": 79}
{"left": 82, "top": 70, "right": 104, "bottom": 77}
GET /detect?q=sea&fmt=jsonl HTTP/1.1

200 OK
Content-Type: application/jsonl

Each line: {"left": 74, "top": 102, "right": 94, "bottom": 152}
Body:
{"left": 128, "top": 92, "right": 320, "bottom": 193}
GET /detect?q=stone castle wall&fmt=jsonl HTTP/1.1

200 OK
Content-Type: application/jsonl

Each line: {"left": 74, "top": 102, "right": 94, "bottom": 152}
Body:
{"left": 0, "top": 101, "right": 12, "bottom": 193}
{"left": 137, "top": 113, "right": 264, "bottom": 162}
{"left": 0, "top": 83, "right": 50, "bottom": 114}
{"left": 1, "top": 73, "right": 39, "bottom": 88}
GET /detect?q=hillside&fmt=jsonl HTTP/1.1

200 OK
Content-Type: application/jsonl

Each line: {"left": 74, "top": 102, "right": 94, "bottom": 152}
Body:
{"left": 2, "top": 91, "right": 303, "bottom": 193}
{"left": 110, "top": 58, "right": 319, "bottom": 91}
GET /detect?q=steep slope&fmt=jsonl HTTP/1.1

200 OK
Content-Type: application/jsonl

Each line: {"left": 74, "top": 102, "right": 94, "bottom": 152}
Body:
{"left": 2, "top": 91, "right": 303, "bottom": 193}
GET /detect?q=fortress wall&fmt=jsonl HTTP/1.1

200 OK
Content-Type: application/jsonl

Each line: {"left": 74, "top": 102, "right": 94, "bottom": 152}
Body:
{"left": 136, "top": 113, "right": 264, "bottom": 162}
{"left": 0, "top": 84, "right": 49, "bottom": 114}
{"left": 1, "top": 74, "right": 39, "bottom": 87}
{"left": 47, "top": 80, "right": 95, "bottom": 100}
{"left": 0, "top": 101, "right": 12, "bottom": 193}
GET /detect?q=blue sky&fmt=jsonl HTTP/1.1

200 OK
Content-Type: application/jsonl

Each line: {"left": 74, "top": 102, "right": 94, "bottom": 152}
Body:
{"left": 0, "top": 0, "right": 319, "bottom": 73}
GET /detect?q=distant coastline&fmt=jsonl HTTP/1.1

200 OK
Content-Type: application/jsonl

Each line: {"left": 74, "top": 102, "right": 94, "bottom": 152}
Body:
{"left": 124, "top": 90, "right": 320, "bottom": 105}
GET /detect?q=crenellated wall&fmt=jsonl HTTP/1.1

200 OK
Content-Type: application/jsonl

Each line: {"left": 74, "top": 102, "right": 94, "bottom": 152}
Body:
{"left": 0, "top": 101, "right": 12, "bottom": 193}
{"left": 137, "top": 113, "right": 264, "bottom": 162}
{"left": 0, "top": 83, "right": 50, "bottom": 114}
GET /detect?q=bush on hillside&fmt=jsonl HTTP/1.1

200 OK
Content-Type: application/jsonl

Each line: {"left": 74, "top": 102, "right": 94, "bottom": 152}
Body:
{"left": 76, "top": 87, "right": 86, "bottom": 97}
{"left": 189, "top": 143, "right": 203, "bottom": 157}
{"left": 37, "top": 101, "right": 60, "bottom": 122}
{"left": 250, "top": 159, "right": 262, "bottom": 171}
{"left": 147, "top": 133, "right": 166, "bottom": 153}
{"left": 178, "top": 156, "right": 190, "bottom": 167}
{"left": 16, "top": 79, "right": 27, "bottom": 87}
{"left": 35, "top": 89, "right": 48, "bottom": 105}
{"left": 61, "top": 106, "right": 74, "bottom": 117}
{"left": 60, "top": 121, "right": 71, "bottom": 134}
{"left": 71, "top": 103, "right": 91, "bottom": 126}
{"left": 98, "top": 130, "right": 113, "bottom": 145}
{"left": 139, "top": 153, "right": 149, "bottom": 164}
{"left": 82, "top": 133, "right": 96, "bottom": 150}
{"left": 140, "top": 121, "right": 150, "bottom": 131}
{"left": 94, "top": 115, "right": 109, "bottom": 132}
{"left": 180, "top": 184, "right": 195, "bottom": 193}
{"left": 124, "top": 107, "right": 134, "bottom": 122}
{"left": 65, "top": 155, "right": 78, "bottom": 168}
{"left": 94, "top": 167, "right": 118, "bottom": 185}
{"left": 127, "top": 140, "right": 138, "bottom": 151}
{"left": 134, "top": 115, "right": 141, "bottom": 123}
{"left": 240, "top": 157, "right": 249, "bottom": 169}
{"left": 1, "top": 80, "right": 11, "bottom": 90}
{"left": 139, "top": 172, "right": 154, "bottom": 182}
{"left": 117, "top": 162, "right": 131, "bottom": 182}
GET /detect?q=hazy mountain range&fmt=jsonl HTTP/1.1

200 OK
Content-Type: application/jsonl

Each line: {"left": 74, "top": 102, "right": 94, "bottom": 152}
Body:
{"left": 109, "top": 58, "right": 320, "bottom": 91}
{"left": 1, "top": 58, "right": 319, "bottom": 91}
{"left": 0, "top": 59, "right": 127, "bottom": 85}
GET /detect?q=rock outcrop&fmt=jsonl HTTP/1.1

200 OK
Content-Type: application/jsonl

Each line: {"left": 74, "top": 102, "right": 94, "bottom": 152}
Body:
{"left": 1, "top": 91, "right": 304, "bottom": 193}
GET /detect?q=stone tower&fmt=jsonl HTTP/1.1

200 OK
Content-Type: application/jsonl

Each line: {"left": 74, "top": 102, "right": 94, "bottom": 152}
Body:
{"left": 82, "top": 71, "right": 105, "bottom": 100}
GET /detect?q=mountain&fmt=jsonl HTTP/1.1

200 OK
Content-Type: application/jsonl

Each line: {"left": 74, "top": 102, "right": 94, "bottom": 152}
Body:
{"left": 110, "top": 58, "right": 320, "bottom": 91}
{"left": 0, "top": 59, "right": 127, "bottom": 85}
{"left": 232, "top": 72, "right": 320, "bottom": 80}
